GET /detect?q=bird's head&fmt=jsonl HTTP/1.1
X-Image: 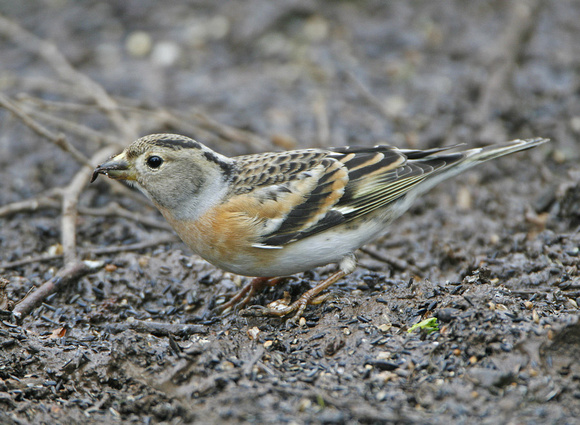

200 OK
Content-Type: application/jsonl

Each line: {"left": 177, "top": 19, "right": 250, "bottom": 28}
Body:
{"left": 92, "top": 134, "right": 234, "bottom": 215}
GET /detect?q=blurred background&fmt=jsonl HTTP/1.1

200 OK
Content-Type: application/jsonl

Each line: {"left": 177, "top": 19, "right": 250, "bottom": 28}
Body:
{"left": 1, "top": 1, "right": 577, "bottom": 158}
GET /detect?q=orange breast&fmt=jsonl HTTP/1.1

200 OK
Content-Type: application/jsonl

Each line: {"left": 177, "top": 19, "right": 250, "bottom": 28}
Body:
{"left": 157, "top": 195, "right": 283, "bottom": 274}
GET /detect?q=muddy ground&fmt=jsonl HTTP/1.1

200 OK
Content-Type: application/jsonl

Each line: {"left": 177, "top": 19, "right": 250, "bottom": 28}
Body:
{"left": 1, "top": 1, "right": 579, "bottom": 424}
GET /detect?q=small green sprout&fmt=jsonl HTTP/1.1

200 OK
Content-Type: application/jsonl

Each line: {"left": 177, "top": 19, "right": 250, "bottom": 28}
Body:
{"left": 407, "top": 317, "right": 439, "bottom": 334}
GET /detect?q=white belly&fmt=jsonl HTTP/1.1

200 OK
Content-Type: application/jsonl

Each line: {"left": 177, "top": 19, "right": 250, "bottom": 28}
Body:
{"left": 219, "top": 213, "right": 394, "bottom": 277}
{"left": 198, "top": 195, "right": 416, "bottom": 277}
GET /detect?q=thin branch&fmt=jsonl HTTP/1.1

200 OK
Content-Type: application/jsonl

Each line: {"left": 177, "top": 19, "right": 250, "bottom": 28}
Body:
{"left": 12, "top": 260, "right": 104, "bottom": 322}
{"left": 189, "top": 109, "right": 271, "bottom": 151}
{"left": 471, "top": 0, "right": 543, "bottom": 125}
{"left": 0, "top": 254, "right": 62, "bottom": 270}
{"left": 78, "top": 203, "right": 172, "bottom": 231}
{"left": 0, "top": 93, "right": 92, "bottom": 167}
{"left": 0, "top": 13, "right": 135, "bottom": 140}
{"left": 312, "top": 92, "right": 330, "bottom": 147}
{"left": 0, "top": 74, "right": 77, "bottom": 98}
{"left": 0, "top": 235, "right": 179, "bottom": 270}
{"left": 360, "top": 247, "right": 422, "bottom": 276}
{"left": 61, "top": 147, "right": 118, "bottom": 265}
{"left": 103, "top": 320, "right": 206, "bottom": 337}
{"left": 0, "top": 190, "right": 166, "bottom": 229}
{"left": 0, "top": 189, "right": 62, "bottom": 217}
{"left": 16, "top": 93, "right": 103, "bottom": 113}
{"left": 18, "top": 101, "right": 118, "bottom": 145}
{"left": 344, "top": 70, "right": 391, "bottom": 120}
{"left": 119, "top": 103, "right": 271, "bottom": 152}
{"left": 86, "top": 235, "right": 179, "bottom": 256}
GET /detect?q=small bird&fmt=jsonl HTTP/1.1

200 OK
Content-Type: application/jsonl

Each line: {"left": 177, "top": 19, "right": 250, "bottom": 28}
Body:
{"left": 92, "top": 134, "right": 548, "bottom": 320}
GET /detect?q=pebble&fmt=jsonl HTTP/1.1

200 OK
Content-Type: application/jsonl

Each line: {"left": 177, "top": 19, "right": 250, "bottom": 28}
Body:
{"left": 151, "top": 41, "right": 181, "bottom": 67}
{"left": 125, "top": 31, "right": 152, "bottom": 57}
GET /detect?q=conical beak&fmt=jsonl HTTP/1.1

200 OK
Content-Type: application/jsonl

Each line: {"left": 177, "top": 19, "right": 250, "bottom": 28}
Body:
{"left": 91, "top": 153, "right": 135, "bottom": 183}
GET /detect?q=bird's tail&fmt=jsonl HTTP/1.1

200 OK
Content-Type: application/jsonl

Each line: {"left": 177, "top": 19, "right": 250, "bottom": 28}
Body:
{"left": 461, "top": 137, "right": 549, "bottom": 163}
{"left": 407, "top": 137, "right": 549, "bottom": 196}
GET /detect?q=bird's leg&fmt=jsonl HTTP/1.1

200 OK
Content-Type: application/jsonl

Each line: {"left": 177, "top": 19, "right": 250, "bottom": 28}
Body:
{"left": 214, "top": 277, "right": 282, "bottom": 314}
{"left": 286, "top": 269, "right": 347, "bottom": 321}
{"left": 243, "top": 254, "right": 357, "bottom": 322}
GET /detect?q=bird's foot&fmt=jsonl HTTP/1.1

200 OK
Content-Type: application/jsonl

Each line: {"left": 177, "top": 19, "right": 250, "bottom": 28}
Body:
{"left": 241, "top": 270, "right": 346, "bottom": 325}
{"left": 214, "top": 277, "right": 282, "bottom": 314}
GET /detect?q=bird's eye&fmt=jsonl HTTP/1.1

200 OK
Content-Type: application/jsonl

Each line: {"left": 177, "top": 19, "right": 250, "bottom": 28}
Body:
{"left": 146, "top": 155, "right": 163, "bottom": 169}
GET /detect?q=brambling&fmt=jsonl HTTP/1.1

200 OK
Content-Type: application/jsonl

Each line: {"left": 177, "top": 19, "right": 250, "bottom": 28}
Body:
{"left": 92, "top": 134, "right": 548, "bottom": 320}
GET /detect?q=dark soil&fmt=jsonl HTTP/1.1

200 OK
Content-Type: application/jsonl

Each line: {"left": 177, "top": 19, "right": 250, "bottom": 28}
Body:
{"left": 1, "top": 1, "right": 579, "bottom": 424}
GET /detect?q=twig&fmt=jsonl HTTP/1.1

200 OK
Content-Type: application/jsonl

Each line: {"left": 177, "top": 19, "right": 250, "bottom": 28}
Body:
{"left": 360, "top": 247, "right": 421, "bottom": 275}
{"left": 471, "top": 0, "right": 543, "bottom": 125}
{"left": 190, "top": 109, "right": 271, "bottom": 151}
{"left": 0, "top": 93, "right": 92, "bottom": 167}
{"left": 0, "top": 254, "right": 62, "bottom": 270}
{"left": 0, "top": 13, "right": 135, "bottom": 140}
{"left": 61, "top": 147, "right": 118, "bottom": 265}
{"left": 121, "top": 103, "right": 271, "bottom": 152}
{"left": 0, "top": 74, "right": 77, "bottom": 98}
{"left": 312, "top": 92, "right": 330, "bottom": 147}
{"left": 0, "top": 235, "right": 179, "bottom": 270}
{"left": 344, "top": 70, "right": 391, "bottom": 120}
{"left": 242, "top": 346, "right": 266, "bottom": 377}
{"left": 0, "top": 180, "right": 154, "bottom": 225}
{"left": 86, "top": 235, "right": 179, "bottom": 256}
{"left": 133, "top": 109, "right": 235, "bottom": 151}
{"left": 102, "top": 320, "right": 206, "bottom": 337}
{"left": 16, "top": 93, "right": 103, "bottom": 113}
{"left": 0, "top": 189, "right": 62, "bottom": 217}
{"left": 78, "top": 203, "right": 172, "bottom": 231}
{"left": 18, "top": 101, "right": 118, "bottom": 145}
{"left": 0, "top": 277, "right": 11, "bottom": 310}
{"left": 12, "top": 260, "right": 104, "bottom": 322}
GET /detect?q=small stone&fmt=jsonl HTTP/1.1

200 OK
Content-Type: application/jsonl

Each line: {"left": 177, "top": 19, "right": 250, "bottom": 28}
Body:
{"left": 151, "top": 41, "right": 181, "bottom": 67}
{"left": 375, "top": 390, "right": 387, "bottom": 401}
{"left": 435, "top": 308, "right": 460, "bottom": 322}
{"left": 376, "top": 371, "right": 397, "bottom": 383}
{"left": 126, "top": 31, "right": 152, "bottom": 57}
{"left": 383, "top": 96, "right": 406, "bottom": 117}
{"left": 303, "top": 15, "right": 329, "bottom": 42}
{"left": 570, "top": 116, "right": 580, "bottom": 133}
{"left": 297, "top": 398, "right": 311, "bottom": 412}
{"left": 104, "top": 263, "right": 117, "bottom": 273}
{"left": 532, "top": 309, "right": 540, "bottom": 324}
{"left": 376, "top": 351, "right": 391, "bottom": 360}
{"left": 456, "top": 186, "right": 472, "bottom": 210}
{"left": 247, "top": 326, "right": 260, "bottom": 340}
{"left": 47, "top": 243, "right": 63, "bottom": 256}
{"left": 378, "top": 323, "right": 391, "bottom": 332}
{"left": 207, "top": 15, "right": 230, "bottom": 40}
{"left": 552, "top": 150, "right": 566, "bottom": 164}
{"left": 221, "top": 361, "right": 235, "bottom": 370}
